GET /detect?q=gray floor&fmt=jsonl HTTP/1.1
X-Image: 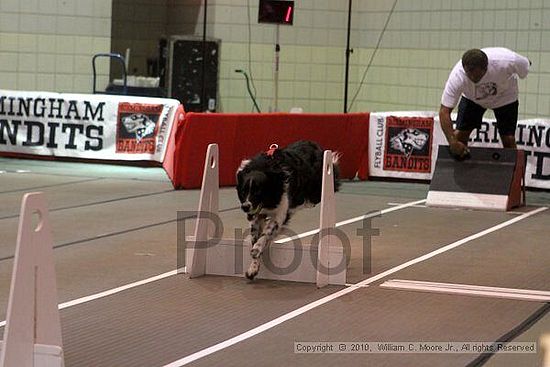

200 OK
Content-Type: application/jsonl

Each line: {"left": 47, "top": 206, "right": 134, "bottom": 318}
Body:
{"left": 0, "top": 157, "right": 548, "bottom": 367}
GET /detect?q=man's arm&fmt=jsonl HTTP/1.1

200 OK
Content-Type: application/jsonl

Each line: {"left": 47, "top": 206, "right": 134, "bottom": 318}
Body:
{"left": 439, "top": 104, "right": 468, "bottom": 158}
{"left": 513, "top": 52, "right": 530, "bottom": 79}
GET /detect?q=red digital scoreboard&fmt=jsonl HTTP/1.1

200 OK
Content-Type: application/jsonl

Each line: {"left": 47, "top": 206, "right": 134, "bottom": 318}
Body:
{"left": 258, "top": 0, "right": 294, "bottom": 25}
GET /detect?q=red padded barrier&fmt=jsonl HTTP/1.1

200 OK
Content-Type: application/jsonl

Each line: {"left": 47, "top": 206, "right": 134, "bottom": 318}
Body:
{"left": 167, "top": 112, "right": 370, "bottom": 189}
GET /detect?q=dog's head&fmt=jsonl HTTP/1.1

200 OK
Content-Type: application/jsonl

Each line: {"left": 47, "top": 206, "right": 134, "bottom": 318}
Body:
{"left": 236, "top": 162, "right": 286, "bottom": 220}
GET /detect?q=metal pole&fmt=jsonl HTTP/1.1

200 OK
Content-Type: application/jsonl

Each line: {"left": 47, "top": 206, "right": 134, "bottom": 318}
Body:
{"left": 344, "top": 0, "right": 352, "bottom": 113}
{"left": 273, "top": 24, "right": 280, "bottom": 112}
{"left": 200, "top": 0, "right": 208, "bottom": 112}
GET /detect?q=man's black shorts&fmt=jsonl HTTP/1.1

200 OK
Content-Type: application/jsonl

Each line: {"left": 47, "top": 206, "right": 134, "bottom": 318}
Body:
{"left": 455, "top": 97, "right": 519, "bottom": 136}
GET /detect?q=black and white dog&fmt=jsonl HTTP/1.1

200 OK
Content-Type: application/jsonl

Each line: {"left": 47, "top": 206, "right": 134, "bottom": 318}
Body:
{"left": 236, "top": 140, "right": 340, "bottom": 280}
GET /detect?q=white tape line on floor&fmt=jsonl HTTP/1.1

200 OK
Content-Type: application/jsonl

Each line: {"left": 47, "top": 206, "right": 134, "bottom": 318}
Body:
{"left": 0, "top": 199, "right": 424, "bottom": 328}
{"left": 275, "top": 199, "right": 427, "bottom": 244}
{"left": 161, "top": 206, "right": 548, "bottom": 367}
{"left": 380, "top": 279, "right": 550, "bottom": 302}
{"left": 0, "top": 270, "right": 179, "bottom": 328}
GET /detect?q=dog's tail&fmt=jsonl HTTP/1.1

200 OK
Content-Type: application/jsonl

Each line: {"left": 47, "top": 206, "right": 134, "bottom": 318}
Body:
{"left": 331, "top": 151, "right": 342, "bottom": 166}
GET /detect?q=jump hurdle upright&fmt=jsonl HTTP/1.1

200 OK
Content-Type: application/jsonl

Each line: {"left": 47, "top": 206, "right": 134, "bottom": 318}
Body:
{"left": 542, "top": 333, "right": 550, "bottom": 367}
{"left": 184, "top": 144, "right": 347, "bottom": 287}
{"left": 0, "top": 193, "right": 65, "bottom": 367}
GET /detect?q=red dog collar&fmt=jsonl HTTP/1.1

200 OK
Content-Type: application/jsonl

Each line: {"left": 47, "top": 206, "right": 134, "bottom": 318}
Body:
{"left": 266, "top": 143, "right": 279, "bottom": 157}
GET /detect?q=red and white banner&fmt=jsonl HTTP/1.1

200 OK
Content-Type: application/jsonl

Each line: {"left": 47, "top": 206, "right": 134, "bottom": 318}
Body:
{"left": 0, "top": 90, "right": 180, "bottom": 162}
{"left": 369, "top": 111, "right": 445, "bottom": 180}
{"left": 369, "top": 111, "right": 550, "bottom": 190}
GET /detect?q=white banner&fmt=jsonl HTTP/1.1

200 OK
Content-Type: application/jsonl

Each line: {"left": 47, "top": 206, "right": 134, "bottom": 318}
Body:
{"left": 0, "top": 90, "right": 181, "bottom": 162}
{"left": 369, "top": 111, "right": 550, "bottom": 189}
{"left": 369, "top": 111, "right": 445, "bottom": 180}
{"left": 458, "top": 117, "right": 550, "bottom": 189}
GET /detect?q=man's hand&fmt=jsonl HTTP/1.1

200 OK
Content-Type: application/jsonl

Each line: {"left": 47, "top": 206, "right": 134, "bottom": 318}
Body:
{"left": 449, "top": 140, "right": 470, "bottom": 160}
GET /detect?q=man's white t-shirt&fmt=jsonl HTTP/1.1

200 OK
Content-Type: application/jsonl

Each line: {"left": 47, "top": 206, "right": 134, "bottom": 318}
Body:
{"left": 441, "top": 47, "right": 530, "bottom": 110}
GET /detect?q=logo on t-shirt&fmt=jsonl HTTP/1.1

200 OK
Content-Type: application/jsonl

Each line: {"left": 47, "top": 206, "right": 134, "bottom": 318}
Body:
{"left": 475, "top": 82, "right": 497, "bottom": 100}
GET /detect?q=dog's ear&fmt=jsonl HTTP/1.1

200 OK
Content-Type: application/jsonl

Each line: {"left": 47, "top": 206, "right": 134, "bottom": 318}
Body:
{"left": 236, "top": 169, "right": 245, "bottom": 188}
{"left": 236, "top": 160, "right": 250, "bottom": 188}
{"left": 236, "top": 170, "right": 247, "bottom": 203}
{"left": 237, "top": 159, "right": 250, "bottom": 173}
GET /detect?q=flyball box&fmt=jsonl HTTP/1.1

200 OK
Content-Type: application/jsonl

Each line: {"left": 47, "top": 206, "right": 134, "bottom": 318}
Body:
{"left": 427, "top": 146, "right": 525, "bottom": 211}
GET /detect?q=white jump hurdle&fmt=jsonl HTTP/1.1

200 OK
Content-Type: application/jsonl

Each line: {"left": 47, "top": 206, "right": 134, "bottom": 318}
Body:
{"left": 542, "top": 333, "right": 550, "bottom": 367}
{"left": 184, "top": 144, "right": 346, "bottom": 287}
{"left": 0, "top": 193, "right": 64, "bottom": 367}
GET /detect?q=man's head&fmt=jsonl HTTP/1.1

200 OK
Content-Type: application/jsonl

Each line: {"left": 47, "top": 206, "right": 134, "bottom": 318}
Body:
{"left": 462, "top": 49, "right": 488, "bottom": 83}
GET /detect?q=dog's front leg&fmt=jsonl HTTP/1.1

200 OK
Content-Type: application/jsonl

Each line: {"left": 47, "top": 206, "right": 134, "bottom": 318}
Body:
{"left": 246, "top": 204, "right": 288, "bottom": 280}
{"left": 246, "top": 218, "right": 280, "bottom": 280}
{"left": 245, "top": 215, "right": 265, "bottom": 280}
{"left": 250, "top": 218, "right": 280, "bottom": 259}
{"left": 249, "top": 215, "right": 266, "bottom": 244}
{"left": 251, "top": 197, "right": 288, "bottom": 259}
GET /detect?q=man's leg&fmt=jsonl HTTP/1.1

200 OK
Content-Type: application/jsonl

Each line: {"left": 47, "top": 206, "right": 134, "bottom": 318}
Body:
{"left": 494, "top": 100, "right": 519, "bottom": 149}
{"left": 500, "top": 135, "right": 517, "bottom": 148}
{"left": 455, "top": 97, "right": 485, "bottom": 146}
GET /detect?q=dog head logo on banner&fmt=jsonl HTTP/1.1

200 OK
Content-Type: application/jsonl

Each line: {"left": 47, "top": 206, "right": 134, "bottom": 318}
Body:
{"left": 116, "top": 103, "right": 162, "bottom": 154}
{"left": 122, "top": 113, "right": 156, "bottom": 143}
{"left": 389, "top": 128, "right": 429, "bottom": 158}
{"left": 384, "top": 116, "right": 433, "bottom": 173}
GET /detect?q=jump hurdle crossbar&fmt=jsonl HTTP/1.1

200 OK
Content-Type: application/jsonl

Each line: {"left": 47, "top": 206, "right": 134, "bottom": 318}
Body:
{"left": 184, "top": 144, "right": 346, "bottom": 287}
{"left": 0, "top": 192, "right": 65, "bottom": 367}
